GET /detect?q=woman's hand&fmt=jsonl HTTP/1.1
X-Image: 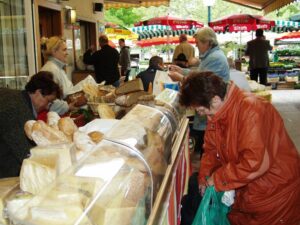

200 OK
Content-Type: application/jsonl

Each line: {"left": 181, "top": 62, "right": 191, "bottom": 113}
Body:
{"left": 199, "top": 184, "right": 207, "bottom": 196}
{"left": 168, "top": 71, "right": 184, "bottom": 82}
{"left": 169, "top": 65, "right": 183, "bottom": 74}
{"left": 207, "top": 174, "right": 215, "bottom": 186}
{"left": 68, "top": 101, "right": 78, "bottom": 112}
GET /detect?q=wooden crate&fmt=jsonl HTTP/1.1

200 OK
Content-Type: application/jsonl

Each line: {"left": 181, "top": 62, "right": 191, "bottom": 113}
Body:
{"left": 276, "top": 82, "right": 295, "bottom": 90}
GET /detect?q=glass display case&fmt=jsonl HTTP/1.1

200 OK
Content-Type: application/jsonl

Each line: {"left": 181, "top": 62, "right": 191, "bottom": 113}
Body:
{"left": 9, "top": 140, "right": 153, "bottom": 225}
{"left": 7, "top": 88, "right": 187, "bottom": 225}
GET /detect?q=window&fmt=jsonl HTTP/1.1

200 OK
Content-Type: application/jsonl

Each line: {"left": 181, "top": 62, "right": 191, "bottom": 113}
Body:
{"left": 0, "top": 0, "right": 29, "bottom": 89}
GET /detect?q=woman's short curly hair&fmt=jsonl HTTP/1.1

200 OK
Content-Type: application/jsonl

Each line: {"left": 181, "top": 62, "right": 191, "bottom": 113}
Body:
{"left": 179, "top": 71, "right": 227, "bottom": 108}
{"left": 194, "top": 27, "right": 218, "bottom": 48}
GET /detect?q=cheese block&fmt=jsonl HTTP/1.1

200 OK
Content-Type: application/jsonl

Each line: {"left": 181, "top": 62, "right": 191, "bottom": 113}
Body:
{"left": 30, "top": 143, "right": 75, "bottom": 174}
{"left": 89, "top": 191, "right": 145, "bottom": 225}
{"left": 115, "top": 78, "right": 144, "bottom": 95}
{"left": 28, "top": 204, "right": 92, "bottom": 225}
{"left": 0, "top": 177, "right": 19, "bottom": 225}
{"left": 115, "top": 91, "right": 148, "bottom": 107}
{"left": 19, "top": 155, "right": 58, "bottom": 195}
{"left": 97, "top": 103, "right": 116, "bottom": 119}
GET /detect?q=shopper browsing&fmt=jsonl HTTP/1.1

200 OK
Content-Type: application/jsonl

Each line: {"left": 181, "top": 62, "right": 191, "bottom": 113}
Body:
{"left": 0, "top": 71, "right": 60, "bottom": 178}
{"left": 180, "top": 71, "right": 300, "bottom": 225}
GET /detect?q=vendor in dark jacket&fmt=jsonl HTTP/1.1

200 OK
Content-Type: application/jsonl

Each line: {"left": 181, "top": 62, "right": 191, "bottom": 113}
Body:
{"left": 136, "top": 56, "right": 164, "bottom": 92}
{"left": 83, "top": 35, "right": 120, "bottom": 87}
{"left": 0, "top": 71, "right": 60, "bottom": 178}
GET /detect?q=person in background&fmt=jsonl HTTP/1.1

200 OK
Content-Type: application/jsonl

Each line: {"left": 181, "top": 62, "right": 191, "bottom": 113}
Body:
{"left": 0, "top": 71, "right": 60, "bottom": 178}
{"left": 136, "top": 56, "right": 164, "bottom": 92}
{"left": 245, "top": 29, "right": 272, "bottom": 85}
{"left": 174, "top": 53, "right": 189, "bottom": 68}
{"left": 169, "top": 27, "right": 229, "bottom": 156}
{"left": 84, "top": 35, "right": 120, "bottom": 87}
{"left": 172, "top": 34, "right": 195, "bottom": 63}
{"left": 180, "top": 71, "right": 300, "bottom": 225}
{"left": 227, "top": 57, "right": 251, "bottom": 92}
{"left": 118, "top": 38, "right": 131, "bottom": 82}
{"left": 41, "top": 36, "right": 78, "bottom": 115}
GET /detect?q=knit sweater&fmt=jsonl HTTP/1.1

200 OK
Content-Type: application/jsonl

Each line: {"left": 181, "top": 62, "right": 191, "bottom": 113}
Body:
{"left": 0, "top": 89, "right": 35, "bottom": 178}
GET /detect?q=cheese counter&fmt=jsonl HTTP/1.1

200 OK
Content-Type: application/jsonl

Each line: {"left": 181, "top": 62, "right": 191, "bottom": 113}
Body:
{"left": 0, "top": 89, "right": 191, "bottom": 225}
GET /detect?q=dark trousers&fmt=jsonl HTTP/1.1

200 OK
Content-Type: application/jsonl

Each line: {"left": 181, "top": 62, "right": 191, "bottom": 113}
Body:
{"left": 121, "top": 69, "right": 131, "bottom": 82}
{"left": 250, "top": 68, "right": 268, "bottom": 85}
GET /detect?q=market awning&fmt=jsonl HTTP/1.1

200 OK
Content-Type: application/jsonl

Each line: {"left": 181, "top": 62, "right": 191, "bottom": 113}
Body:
{"left": 275, "top": 31, "right": 300, "bottom": 45}
{"left": 271, "top": 20, "right": 300, "bottom": 33}
{"left": 132, "top": 26, "right": 197, "bottom": 40}
{"left": 222, "top": 0, "right": 296, "bottom": 14}
{"left": 104, "top": 0, "right": 170, "bottom": 9}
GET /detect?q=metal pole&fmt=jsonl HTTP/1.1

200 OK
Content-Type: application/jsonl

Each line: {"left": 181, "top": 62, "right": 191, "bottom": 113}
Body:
{"left": 208, "top": 6, "right": 211, "bottom": 23}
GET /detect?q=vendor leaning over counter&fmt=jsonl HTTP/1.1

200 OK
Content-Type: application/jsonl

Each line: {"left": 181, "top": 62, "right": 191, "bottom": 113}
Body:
{"left": 180, "top": 71, "right": 300, "bottom": 225}
{"left": 40, "top": 36, "right": 79, "bottom": 115}
{"left": 0, "top": 71, "right": 60, "bottom": 178}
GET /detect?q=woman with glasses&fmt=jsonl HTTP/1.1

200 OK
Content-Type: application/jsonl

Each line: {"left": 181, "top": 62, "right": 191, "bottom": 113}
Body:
{"left": 0, "top": 71, "right": 60, "bottom": 178}
{"left": 169, "top": 27, "right": 229, "bottom": 157}
{"left": 40, "top": 36, "right": 78, "bottom": 115}
{"left": 180, "top": 71, "right": 300, "bottom": 225}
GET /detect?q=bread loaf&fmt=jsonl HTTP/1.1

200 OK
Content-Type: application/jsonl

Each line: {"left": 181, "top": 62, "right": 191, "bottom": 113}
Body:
{"left": 115, "top": 78, "right": 144, "bottom": 95}
{"left": 88, "top": 131, "right": 104, "bottom": 143}
{"left": 24, "top": 120, "right": 36, "bottom": 140}
{"left": 115, "top": 91, "right": 148, "bottom": 107}
{"left": 31, "top": 120, "right": 70, "bottom": 146}
{"left": 47, "top": 112, "right": 60, "bottom": 130}
{"left": 58, "top": 117, "right": 78, "bottom": 141}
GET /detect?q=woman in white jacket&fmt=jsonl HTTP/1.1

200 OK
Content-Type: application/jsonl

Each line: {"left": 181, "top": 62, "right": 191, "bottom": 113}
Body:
{"left": 41, "top": 36, "right": 77, "bottom": 115}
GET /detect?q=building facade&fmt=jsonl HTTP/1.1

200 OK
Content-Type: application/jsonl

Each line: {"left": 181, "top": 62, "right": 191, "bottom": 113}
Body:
{"left": 0, "top": 0, "right": 104, "bottom": 89}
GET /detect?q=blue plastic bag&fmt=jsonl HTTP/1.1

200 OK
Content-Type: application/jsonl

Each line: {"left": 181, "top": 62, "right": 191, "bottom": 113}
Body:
{"left": 192, "top": 186, "right": 230, "bottom": 225}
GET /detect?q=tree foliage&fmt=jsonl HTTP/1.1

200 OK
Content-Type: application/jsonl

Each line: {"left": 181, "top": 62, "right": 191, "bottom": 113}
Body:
{"left": 104, "top": 0, "right": 300, "bottom": 27}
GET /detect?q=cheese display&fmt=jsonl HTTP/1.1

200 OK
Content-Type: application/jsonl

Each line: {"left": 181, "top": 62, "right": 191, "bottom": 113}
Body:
{"left": 19, "top": 144, "right": 75, "bottom": 195}
{"left": 10, "top": 140, "right": 152, "bottom": 225}
{"left": 6, "top": 89, "right": 185, "bottom": 225}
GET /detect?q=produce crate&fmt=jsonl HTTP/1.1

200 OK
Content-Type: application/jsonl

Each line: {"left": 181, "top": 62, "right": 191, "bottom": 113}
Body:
{"left": 276, "top": 82, "right": 296, "bottom": 90}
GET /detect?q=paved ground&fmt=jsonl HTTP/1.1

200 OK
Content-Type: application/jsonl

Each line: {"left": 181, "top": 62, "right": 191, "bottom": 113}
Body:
{"left": 270, "top": 90, "right": 300, "bottom": 151}
{"left": 191, "top": 89, "right": 300, "bottom": 172}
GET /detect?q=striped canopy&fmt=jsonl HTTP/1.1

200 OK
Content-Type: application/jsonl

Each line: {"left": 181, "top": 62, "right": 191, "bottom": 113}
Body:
{"left": 271, "top": 20, "right": 300, "bottom": 33}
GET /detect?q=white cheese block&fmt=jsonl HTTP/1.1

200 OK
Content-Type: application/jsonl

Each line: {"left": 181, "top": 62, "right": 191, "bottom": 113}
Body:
{"left": 19, "top": 155, "right": 58, "bottom": 195}
{"left": 30, "top": 143, "right": 75, "bottom": 174}
{"left": 6, "top": 191, "right": 33, "bottom": 222}
{"left": 0, "top": 177, "right": 19, "bottom": 225}
{"left": 29, "top": 204, "right": 92, "bottom": 225}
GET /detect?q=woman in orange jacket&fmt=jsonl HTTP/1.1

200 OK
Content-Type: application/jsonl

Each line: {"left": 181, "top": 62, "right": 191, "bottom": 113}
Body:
{"left": 180, "top": 71, "right": 300, "bottom": 225}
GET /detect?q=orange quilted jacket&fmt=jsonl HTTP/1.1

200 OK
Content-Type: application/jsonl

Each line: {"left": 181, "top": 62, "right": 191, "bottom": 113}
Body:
{"left": 199, "top": 83, "right": 300, "bottom": 225}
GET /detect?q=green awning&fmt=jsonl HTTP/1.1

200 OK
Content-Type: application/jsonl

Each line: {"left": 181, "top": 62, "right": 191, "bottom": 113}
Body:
{"left": 271, "top": 20, "right": 300, "bottom": 33}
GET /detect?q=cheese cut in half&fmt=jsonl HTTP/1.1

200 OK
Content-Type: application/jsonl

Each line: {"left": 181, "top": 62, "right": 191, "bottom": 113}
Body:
{"left": 115, "top": 78, "right": 144, "bottom": 95}
{"left": 19, "top": 155, "right": 58, "bottom": 195}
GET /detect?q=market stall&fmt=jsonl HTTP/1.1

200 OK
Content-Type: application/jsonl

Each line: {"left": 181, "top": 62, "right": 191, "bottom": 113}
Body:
{"left": 0, "top": 86, "right": 190, "bottom": 225}
{"left": 268, "top": 31, "right": 300, "bottom": 89}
